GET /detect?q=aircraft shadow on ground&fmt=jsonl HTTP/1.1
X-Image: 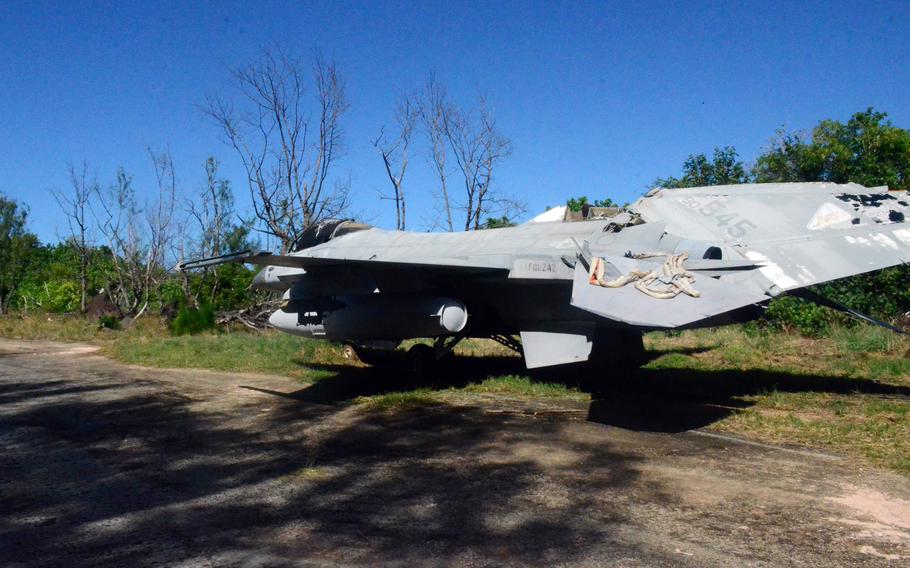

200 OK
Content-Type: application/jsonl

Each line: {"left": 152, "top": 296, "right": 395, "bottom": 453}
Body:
{"left": 243, "top": 349, "right": 910, "bottom": 434}
{"left": 2, "top": 359, "right": 646, "bottom": 566}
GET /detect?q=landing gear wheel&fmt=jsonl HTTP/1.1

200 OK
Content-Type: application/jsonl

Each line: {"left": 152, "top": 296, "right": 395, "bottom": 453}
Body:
{"left": 405, "top": 344, "right": 436, "bottom": 383}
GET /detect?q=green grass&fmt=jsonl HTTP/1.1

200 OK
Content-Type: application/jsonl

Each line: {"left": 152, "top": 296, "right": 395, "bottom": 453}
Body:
{"left": 645, "top": 325, "right": 910, "bottom": 474}
{"left": 645, "top": 325, "right": 910, "bottom": 379}
{"left": 462, "top": 375, "right": 587, "bottom": 400}
{"left": 831, "top": 324, "right": 902, "bottom": 353}
{"left": 715, "top": 394, "right": 910, "bottom": 474}
{"left": 353, "top": 376, "right": 588, "bottom": 411}
{"left": 400, "top": 337, "right": 518, "bottom": 358}
{"left": 0, "top": 314, "right": 347, "bottom": 381}
{"left": 105, "top": 331, "right": 346, "bottom": 381}
{"left": 0, "top": 313, "right": 166, "bottom": 342}
{"left": 354, "top": 389, "right": 440, "bottom": 411}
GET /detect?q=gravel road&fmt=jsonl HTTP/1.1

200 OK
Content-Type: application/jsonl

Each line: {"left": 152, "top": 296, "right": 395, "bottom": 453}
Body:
{"left": 1, "top": 338, "right": 908, "bottom": 567}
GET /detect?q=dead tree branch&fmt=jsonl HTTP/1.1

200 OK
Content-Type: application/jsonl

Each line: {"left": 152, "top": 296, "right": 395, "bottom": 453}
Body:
{"left": 373, "top": 95, "right": 417, "bottom": 230}
{"left": 417, "top": 75, "right": 455, "bottom": 232}
{"left": 54, "top": 161, "right": 96, "bottom": 312}
{"left": 203, "top": 48, "right": 350, "bottom": 252}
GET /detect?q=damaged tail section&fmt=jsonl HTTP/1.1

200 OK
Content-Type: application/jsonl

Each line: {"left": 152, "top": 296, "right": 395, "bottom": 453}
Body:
{"left": 571, "top": 182, "right": 910, "bottom": 329}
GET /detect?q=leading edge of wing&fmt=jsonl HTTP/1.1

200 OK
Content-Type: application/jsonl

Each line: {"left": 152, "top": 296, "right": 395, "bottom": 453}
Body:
{"left": 242, "top": 251, "right": 510, "bottom": 274}
{"left": 178, "top": 249, "right": 509, "bottom": 275}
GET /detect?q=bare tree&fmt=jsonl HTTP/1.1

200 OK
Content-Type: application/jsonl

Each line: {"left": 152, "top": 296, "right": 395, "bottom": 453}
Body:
{"left": 185, "top": 157, "right": 243, "bottom": 303}
{"left": 188, "top": 157, "right": 235, "bottom": 258}
{"left": 373, "top": 96, "right": 417, "bottom": 230}
{"left": 171, "top": 212, "right": 194, "bottom": 306}
{"left": 93, "top": 167, "right": 138, "bottom": 313}
{"left": 93, "top": 150, "right": 177, "bottom": 317}
{"left": 417, "top": 75, "right": 455, "bottom": 231}
{"left": 53, "top": 161, "right": 96, "bottom": 312}
{"left": 145, "top": 149, "right": 178, "bottom": 316}
{"left": 203, "top": 48, "right": 350, "bottom": 252}
{"left": 416, "top": 76, "right": 517, "bottom": 231}
{"left": 443, "top": 96, "right": 515, "bottom": 230}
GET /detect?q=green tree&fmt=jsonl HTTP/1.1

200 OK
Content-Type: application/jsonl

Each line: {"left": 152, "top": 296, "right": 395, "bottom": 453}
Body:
{"left": 750, "top": 130, "right": 822, "bottom": 183}
{"left": 12, "top": 242, "right": 118, "bottom": 313}
{"left": 566, "top": 196, "right": 620, "bottom": 212}
{"left": 753, "top": 108, "right": 910, "bottom": 190}
{"left": 0, "top": 195, "right": 39, "bottom": 314}
{"left": 480, "top": 215, "right": 516, "bottom": 229}
{"left": 653, "top": 146, "right": 750, "bottom": 188}
{"left": 190, "top": 157, "right": 240, "bottom": 259}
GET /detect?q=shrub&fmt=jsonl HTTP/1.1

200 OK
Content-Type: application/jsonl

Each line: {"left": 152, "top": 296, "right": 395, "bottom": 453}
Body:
{"left": 157, "top": 279, "right": 186, "bottom": 308}
{"left": 817, "top": 267, "right": 910, "bottom": 323}
{"left": 98, "top": 315, "right": 121, "bottom": 330}
{"left": 169, "top": 303, "right": 216, "bottom": 335}
{"left": 15, "top": 280, "right": 80, "bottom": 313}
{"left": 761, "top": 296, "right": 834, "bottom": 336}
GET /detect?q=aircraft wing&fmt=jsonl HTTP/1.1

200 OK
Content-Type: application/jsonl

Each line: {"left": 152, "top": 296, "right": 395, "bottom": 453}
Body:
{"left": 572, "top": 182, "right": 910, "bottom": 328}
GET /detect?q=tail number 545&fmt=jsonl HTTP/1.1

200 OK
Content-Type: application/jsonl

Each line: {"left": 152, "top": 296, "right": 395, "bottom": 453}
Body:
{"left": 679, "top": 196, "right": 756, "bottom": 240}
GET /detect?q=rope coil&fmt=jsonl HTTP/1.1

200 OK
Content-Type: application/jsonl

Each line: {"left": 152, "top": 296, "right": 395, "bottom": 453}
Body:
{"left": 588, "top": 252, "right": 701, "bottom": 299}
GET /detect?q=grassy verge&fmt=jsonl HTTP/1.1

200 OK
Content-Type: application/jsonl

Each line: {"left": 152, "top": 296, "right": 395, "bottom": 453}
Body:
{"left": 0, "top": 313, "right": 346, "bottom": 381}
{"left": 104, "top": 332, "right": 348, "bottom": 381}
{"left": 354, "top": 389, "right": 441, "bottom": 412}
{"left": 354, "top": 375, "right": 588, "bottom": 412}
{"left": 0, "top": 313, "right": 165, "bottom": 342}
{"left": 645, "top": 326, "right": 910, "bottom": 474}
{"left": 462, "top": 375, "right": 588, "bottom": 400}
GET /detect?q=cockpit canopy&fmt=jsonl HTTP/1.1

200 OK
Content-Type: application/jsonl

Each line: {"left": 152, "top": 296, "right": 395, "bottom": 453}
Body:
{"left": 291, "top": 219, "right": 372, "bottom": 252}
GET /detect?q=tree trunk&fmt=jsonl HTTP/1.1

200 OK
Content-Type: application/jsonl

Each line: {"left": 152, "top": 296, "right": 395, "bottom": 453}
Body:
{"left": 400, "top": 193, "right": 406, "bottom": 231}
{"left": 79, "top": 257, "right": 87, "bottom": 313}
{"left": 441, "top": 176, "right": 454, "bottom": 231}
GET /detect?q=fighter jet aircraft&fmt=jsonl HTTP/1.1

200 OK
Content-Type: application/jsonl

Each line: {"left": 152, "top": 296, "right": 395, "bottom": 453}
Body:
{"left": 180, "top": 182, "right": 910, "bottom": 374}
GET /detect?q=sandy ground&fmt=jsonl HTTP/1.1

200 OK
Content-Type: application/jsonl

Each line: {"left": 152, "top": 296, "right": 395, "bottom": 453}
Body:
{"left": 1, "top": 338, "right": 909, "bottom": 567}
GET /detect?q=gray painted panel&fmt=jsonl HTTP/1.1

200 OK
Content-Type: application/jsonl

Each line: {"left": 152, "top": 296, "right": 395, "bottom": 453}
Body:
{"left": 520, "top": 322, "right": 595, "bottom": 368}
{"left": 570, "top": 259, "right": 769, "bottom": 328}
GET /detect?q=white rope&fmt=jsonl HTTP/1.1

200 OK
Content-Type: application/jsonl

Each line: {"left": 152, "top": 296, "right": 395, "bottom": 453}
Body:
{"left": 588, "top": 252, "right": 700, "bottom": 299}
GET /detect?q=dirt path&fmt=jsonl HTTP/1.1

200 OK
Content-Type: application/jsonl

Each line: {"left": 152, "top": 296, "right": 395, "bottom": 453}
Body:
{"left": 1, "top": 339, "right": 909, "bottom": 567}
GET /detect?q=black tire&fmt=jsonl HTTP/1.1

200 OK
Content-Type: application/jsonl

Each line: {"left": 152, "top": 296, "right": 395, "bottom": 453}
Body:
{"left": 405, "top": 344, "right": 436, "bottom": 383}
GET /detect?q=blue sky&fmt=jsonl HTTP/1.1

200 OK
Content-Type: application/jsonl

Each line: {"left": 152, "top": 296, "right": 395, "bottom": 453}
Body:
{"left": 2, "top": 1, "right": 909, "bottom": 243}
